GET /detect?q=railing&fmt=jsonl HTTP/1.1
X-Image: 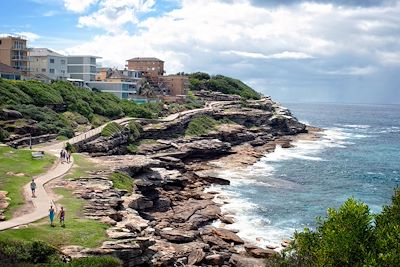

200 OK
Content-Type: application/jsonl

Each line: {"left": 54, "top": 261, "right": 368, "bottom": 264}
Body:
{"left": 12, "top": 55, "right": 29, "bottom": 61}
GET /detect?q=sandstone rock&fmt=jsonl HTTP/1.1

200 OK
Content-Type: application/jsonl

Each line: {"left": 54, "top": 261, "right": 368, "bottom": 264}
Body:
{"left": 229, "top": 254, "right": 264, "bottom": 267}
{"left": 281, "top": 239, "right": 292, "bottom": 247}
{"left": 205, "top": 254, "right": 225, "bottom": 266}
{"left": 220, "top": 216, "right": 234, "bottom": 224}
{"left": 128, "top": 194, "right": 153, "bottom": 211}
{"left": 1, "top": 109, "right": 23, "bottom": 119}
{"left": 159, "top": 229, "right": 197, "bottom": 243}
{"left": 244, "top": 244, "right": 277, "bottom": 258}
{"left": 212, "top": 228, "right": 244, "bottom": 244}
{"left": 187, "top": 248, "right": 205, "bottom": 265}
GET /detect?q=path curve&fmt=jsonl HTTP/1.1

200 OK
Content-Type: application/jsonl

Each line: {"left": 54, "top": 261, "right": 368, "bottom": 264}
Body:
{"left": 0, "top": 101, "right": 225, "bottom": 231}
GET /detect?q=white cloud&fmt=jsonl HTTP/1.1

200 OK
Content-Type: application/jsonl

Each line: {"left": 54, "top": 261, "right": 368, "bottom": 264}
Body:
{"left": 222, "top": 50, "right": 314, "bottom": 60}
{"left": 64, "top": 0, "right": 98, "bottom": 13}
{"left": 77, "top": 0, "right": 156, "bottom": 32}
{"left": 65, "top": 0, "right": 400, "bottom": 103}
{"left": 378, "top": 51, "right": 400, "bottom": 66}
{"left": 15, "top": 32, "right": 40, "bottom": 42}
{"left": 324, "top": 66, "right": 377, "bottom": 76}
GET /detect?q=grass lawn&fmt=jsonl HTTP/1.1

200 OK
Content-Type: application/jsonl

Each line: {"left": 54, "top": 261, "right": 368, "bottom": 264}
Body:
{"left": 0, "top": 188, "right": 109, "bottom": 248}
{"left": 64, "top": 153, "right": 105, "bottom": 180}
{"left": 0, "top": 146, "right": 55, "bottom": 219}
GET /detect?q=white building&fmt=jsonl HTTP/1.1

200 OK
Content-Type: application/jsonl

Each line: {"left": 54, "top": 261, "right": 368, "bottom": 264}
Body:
{"left": 28, "top": 48, "right": 68, "bottom": 81}
{"left": 67, "top": 55, "right": 100, "bottom": 81}
{"left": 87, "top": 81, "right": 138, "bottom": 99}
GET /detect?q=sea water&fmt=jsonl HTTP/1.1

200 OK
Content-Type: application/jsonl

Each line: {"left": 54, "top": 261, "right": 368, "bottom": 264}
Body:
{"left": 209, "top": 103, "right": 400, "bottom": 247}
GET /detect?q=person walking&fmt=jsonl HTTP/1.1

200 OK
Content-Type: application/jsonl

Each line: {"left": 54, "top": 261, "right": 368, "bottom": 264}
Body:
{"left": 30, "top": 179, "right": 36, "bottom": 198}
{"left": 60, "top": 149, "right": 65, "bottom": 164}
{"left": 49, "top": 205, "right": 55, "bottom": 227}
{"left": 58, "top": 206, "right": 65, "bottom": 227}
{"left": 66, "top": 151, "right": 70, "bottom": 163}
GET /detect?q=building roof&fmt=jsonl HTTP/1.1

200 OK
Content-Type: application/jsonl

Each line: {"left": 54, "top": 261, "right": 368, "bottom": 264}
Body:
{"left": 0, "top": 62, "right": 20, "bottom": 74}
{"left": 127, "top": 57, "right": 164, "bottom": 62}
{"left": 28, "top": 48, "right": 65, "bottom": 57}
{"left": 67, "top": 55, "right": 101, "bottom": 58}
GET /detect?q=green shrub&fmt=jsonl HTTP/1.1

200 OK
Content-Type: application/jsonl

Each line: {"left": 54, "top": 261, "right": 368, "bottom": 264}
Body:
{"left": 101, "top": 122, "right": 123, "bottom": 137}
{"left": 127, "top": 143, "right": 139, "bottom": 154}
{"left": 66, "top": 256, "right": 123, "bottom": 267}
{"left": 128, "top": 121, "right": 142, "bottom": 141}
{"left": 268, "top": 188, "right": 400, "bottom": 267}
{"left": 0, "top": 239, "right": 58, "bottom": 265}
{"left": 188, "top": 73, "right": 260, "bottom": 99}
{"left": 185, "top": 115, "right": 218, "bottom": 136}
{"left": 91, "top": 114, "right": 110, "bottom": 128}
{"left": 0, "top": 128, "right": 10, "bottom": 142}
{"left": 109, "top": 172, "right": 134, "bottom": 193}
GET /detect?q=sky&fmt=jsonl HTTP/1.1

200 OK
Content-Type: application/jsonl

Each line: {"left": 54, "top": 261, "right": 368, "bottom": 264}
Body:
{"left": 1, "top": 0, "right": 399, "bottom": 104}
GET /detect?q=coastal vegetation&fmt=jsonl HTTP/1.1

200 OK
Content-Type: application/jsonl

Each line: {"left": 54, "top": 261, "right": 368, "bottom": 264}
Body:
{"left": 0, "top": 238, "right": 122, "bottom": 266}
{"left": 267, "top": 188, "right": 400, "bottom": 267}
{"left": 109, "top": 172, "right": 134, "bottom": 193}
{"left": 101, "top": 122, "right": 123, "bottom": 137}
{"left": 188, "top": 72, "right": 261, "bottom": 100}
{"left": 0, "top": 79, "right": 162, "bottom": 140}
{"left": 0, "top": 146, "right": 55, "bottom": 219}
{"left": 185, "top": 115, "right": 235, "bottom": 136}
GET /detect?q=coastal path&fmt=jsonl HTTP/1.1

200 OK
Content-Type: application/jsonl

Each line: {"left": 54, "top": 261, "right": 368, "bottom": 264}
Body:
{"left": 0, "top": 101, "right": 227, "bottom": 231}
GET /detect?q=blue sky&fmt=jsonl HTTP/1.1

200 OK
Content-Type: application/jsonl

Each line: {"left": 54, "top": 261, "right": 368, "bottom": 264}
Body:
{"left": 1, "top": 0, "right": 400, "bottom": 104}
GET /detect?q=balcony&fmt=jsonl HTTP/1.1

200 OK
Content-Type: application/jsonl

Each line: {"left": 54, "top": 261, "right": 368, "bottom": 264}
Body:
{"left": 12, "top": 46, "right": 27, "bottom": 51}
{"left": 12, "top": 55, "right": 29, "bottom": 61}
{"left": 12, "top": 66, "right": 31, "bottom": 72}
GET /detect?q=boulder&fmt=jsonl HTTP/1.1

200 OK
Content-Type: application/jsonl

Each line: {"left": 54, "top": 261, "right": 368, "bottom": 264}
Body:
{"left": 187, "top": 248, "right": 205, "bottom": 265}
{"left": 229, "top": 254, "right": 264, "bottom": 267}
{"left": 244, "top": 244, "right": 277, "bottom": 258}
{"left": 128, "top": 194, "right": 153, "bottom": 211}
{"left": 1, "top": 109, "right": 23, "bottom": 120}
{"left": 159, "top": 229, "right": 197, "bottom": 243}
{"left": 212, "top": 228, "right": 244, "bottom": 244}
{"left": 205, "top": 254, "right": 225, "bottom": 266}
{"left": 220, "top": 216, "right": 235, "bottom": 224}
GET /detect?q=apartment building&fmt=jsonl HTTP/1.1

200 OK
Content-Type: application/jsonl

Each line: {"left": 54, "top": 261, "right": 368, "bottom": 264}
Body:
{"left": 28, "top": 48, "right": 68, "bottom": 81}
{"left": 89, "top": 68, "right": 141, "bottom": 99}
{"left": 159, "top": 75, "right": 189, "bottom": 96}
{"left": 0, "top": 35, "right": 29, "bottom": 75}
{"left": 126, "top": 57, "right": 164, "bottom": 83}
{"left": 67, "top": 55, "right": 99, "bottom": 81}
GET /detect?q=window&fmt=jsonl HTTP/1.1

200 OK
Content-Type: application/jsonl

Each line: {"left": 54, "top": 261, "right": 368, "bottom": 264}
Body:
{"left": 41, "top": 68, "right": 46, "bottom": 72}
{"left": 49, "top": 69, "right": 55, "bottom": 73}
{"left": 50, "top": 58, "right": 55, "bottom": 63}
{"left": 61, "top": 70, "right": 65, "bottom": 74}
{"left": 61, "top": 59, "right": 66, "bottom": 65}
{"left": 0, "top": 40, "right": 2, "bottom": 45}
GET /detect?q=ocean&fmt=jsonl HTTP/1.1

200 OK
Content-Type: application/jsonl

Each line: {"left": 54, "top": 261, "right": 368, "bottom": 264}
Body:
{"left": 208, "top": 102, "right": 400, "bottom": 248}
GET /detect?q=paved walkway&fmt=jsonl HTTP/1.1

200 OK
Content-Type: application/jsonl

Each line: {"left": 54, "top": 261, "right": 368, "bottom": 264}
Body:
{"left": 0, "top": 102, "right": 224, "bottom": 231}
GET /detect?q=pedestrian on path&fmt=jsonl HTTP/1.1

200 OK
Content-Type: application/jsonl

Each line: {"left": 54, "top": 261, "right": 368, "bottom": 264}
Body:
{"left": 49, "top": 205, "right": 55, "bottom": 227}
{"left": 58, "top": 206, "right": 65, "bottom": 227}
{"left": 60, "top": 149, "right": 65, "bottom": 164}
{"left": 66, "top": 152, "right": 71, "bottom": 163}
{"left": 30, "top": 179, "right": 36, "bottom": 198}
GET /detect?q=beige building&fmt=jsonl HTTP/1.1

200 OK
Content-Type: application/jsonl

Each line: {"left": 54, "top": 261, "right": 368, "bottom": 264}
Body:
{"left": 159, "top": 75, "right": 189, "bottom": 96}
{"left": 126, "top": 57, "right": 164, "bottom": 81}
{"left": 0, "top": 35, "right": 29, "bottom": 75}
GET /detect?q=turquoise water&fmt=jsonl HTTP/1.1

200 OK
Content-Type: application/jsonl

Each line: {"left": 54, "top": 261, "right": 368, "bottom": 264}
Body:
{"left": 211, "top": 103, "right": 400, "bottom": 247}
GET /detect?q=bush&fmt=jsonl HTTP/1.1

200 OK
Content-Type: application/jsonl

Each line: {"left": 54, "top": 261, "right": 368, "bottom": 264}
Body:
{"left": 101, "top": 122, "right": 123, "bottom": 137}
{"left": 188, "top": 73, "right": 260, "bottom": 99}
{"left": 269, "top": 188, "right": 400, "bottom": 267}
{"left": 0, "top": 239, "right": 58, "bottom": 265}
{"left": 127, "top": 143, "right": 139, "bottom": 154}
{"left": 63, "top": 256, "right": 123, "bottom": 267}
{"left": 0, "top": 128, "right": 10, "bottom": 142}
{"left": 185, "top": 115, "right": 218, "bottom": 136}
{"left": 128, "top": 121, "right": 142, "bottom": 141}
{"left": 109, "top": 172, "right": 134, "bottom": 193}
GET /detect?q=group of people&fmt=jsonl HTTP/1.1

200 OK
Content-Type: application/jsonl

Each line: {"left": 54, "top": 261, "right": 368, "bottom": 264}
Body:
{"left": 60, "top": 149, "right": 71, "bottom": 163}
{"left": 29, "top": 146, "right": 70, "bottom": 227}
{"left": 49, "top": 205, "right": 65, "bottom": 227}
